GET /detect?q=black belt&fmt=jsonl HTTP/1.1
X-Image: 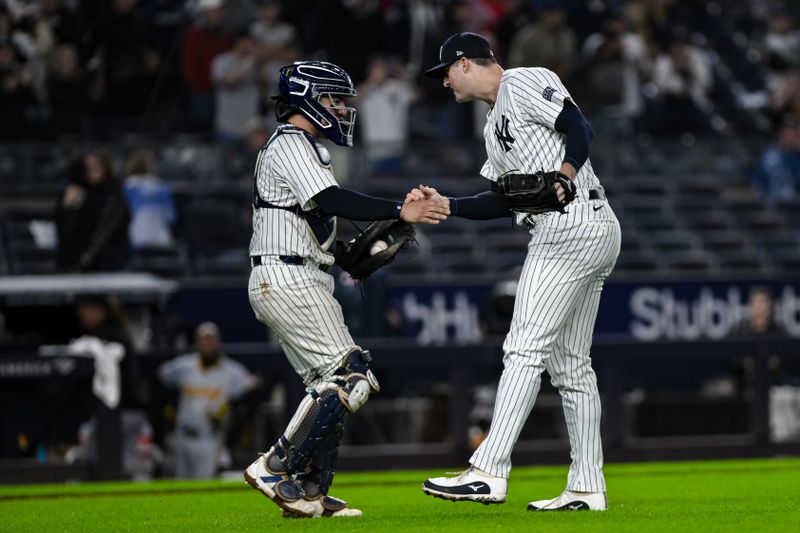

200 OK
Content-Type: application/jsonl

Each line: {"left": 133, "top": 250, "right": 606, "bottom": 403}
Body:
{"left": 588, "top": 189, "right": 605, "bottom": 200}
{"left": 251, "top": 255, "right": 330, "bottom": 272}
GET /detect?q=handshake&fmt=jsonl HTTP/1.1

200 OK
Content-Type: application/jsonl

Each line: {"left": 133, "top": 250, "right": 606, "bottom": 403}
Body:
{"left": 399, "top": 185, "right": 450, "bottom": 225}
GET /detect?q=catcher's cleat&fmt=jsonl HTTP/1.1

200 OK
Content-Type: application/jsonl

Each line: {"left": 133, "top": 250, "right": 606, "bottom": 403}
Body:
{"left": 243, "top": 453, "right": 317, "bottom": 517}
{"left": 281, "top": 495, "right": 363, "bottom": 518}
{"left": 527, "top": 490, "right": 607, "bottom": 511}
{"left": 422, "top": 467, "right": 507, "bottom": 504}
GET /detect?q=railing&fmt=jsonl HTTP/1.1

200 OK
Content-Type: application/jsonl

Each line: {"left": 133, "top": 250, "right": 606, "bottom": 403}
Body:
{"left": 0, "top": 136, "right": 769, "bottom": 198}
{"left": 1, "top": 336, "right": 798, "bottom": 483}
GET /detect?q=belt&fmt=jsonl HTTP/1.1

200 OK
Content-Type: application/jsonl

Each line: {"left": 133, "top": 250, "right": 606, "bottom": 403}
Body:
{"left": 251, "top": 255, "right": 330, "bottom": 272}
{"left": 587, "top": 189, "right": 605, "bottom": 200}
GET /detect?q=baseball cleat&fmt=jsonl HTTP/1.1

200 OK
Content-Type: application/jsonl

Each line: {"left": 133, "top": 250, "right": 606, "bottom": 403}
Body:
{"left": 281, "top": 495, "right": 363, "bottom": 518}
{"left": 527, "top": 490, "right": 607, "bottom": 511}
{"left": 243, "top": 453, "right": 317, "bottom": 517}
{"left": 422, "top": 467, "right": 507, "bottom": 504}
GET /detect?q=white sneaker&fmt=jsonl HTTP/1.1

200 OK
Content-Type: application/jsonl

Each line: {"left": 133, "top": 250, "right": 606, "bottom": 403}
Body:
{"left": 527, "top": 490, "right": 607, "bottom": 511}
{"left": 243, "top": 454, "right": 318, "bottom": 517}
{"left": 422, "top": 467, "right": 507, "bottom": 504}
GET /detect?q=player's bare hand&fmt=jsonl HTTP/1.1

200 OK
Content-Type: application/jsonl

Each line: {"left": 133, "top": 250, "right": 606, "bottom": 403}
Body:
{"left": 399, "top": 196, "right": 450, "bottom": 224}
{"left": 62, "top": 184, "right": 85, "bottom": 207}
{"left": 404, "top": 188, "right": 425, "bottom": 204}
{"left": 405, "top": 185, "right": 449, "bottom": 210}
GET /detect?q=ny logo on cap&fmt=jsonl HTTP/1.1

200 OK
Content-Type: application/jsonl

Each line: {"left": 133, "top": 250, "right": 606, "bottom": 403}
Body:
{"left": 456, "top": 51, "right": 463, "bottom": 56}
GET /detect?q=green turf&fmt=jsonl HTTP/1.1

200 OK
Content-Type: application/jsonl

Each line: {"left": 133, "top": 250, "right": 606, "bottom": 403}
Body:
{"left": 2, "top": 458, "right": 799, "bottom": 532}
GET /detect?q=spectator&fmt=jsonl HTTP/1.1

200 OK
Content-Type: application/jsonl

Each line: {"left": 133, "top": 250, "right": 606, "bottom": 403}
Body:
{"left": 123, "top": 148, "right": 176, "bottom": 249}
{"left": 767, "top": 70, "right": 800, "bottom": 130}
{"left": 180, "top": 0, "right": 233, "bottom": 131}
{"left": 356, "top": 56, "right": 416, "bottom": 176}
{"left": 750, "top": 117, "right": 800, "bottom": 201}
{"left": 763, "top": 10, "right": 800, "bottom": 72}
{"left": 55, "top": 150, "right": 131, "bottom": 272}
{"left": 38, "top": 0, "right": 87, "bottom": 49}
{"left": 0, "top": 39, "right": 36, "bottom": 140}
{"left": 74, "top": 294, "right": 138, "bottom": 403}
{"left": 250, "top": 0, "right": 298, "bottom": 100}
{"left": 89, "top": 0, "right": 160, "bottom": 118}
{"left": 645, "top": 34, "right": 714, "bottom": 136}
{"left": 211, "top": 32, "right": 259, "bottom": 144}
{"left": 243, "top": 115, "right": 269, "bottom": 156}
{"left": 223, "top": 115, "right": 271, "bottom": 188}
{"left": 46, "top": 43, "right": 89, "bottom": 137}
{"left": 312, "top": 0, "right": 385, "bottom": 85}
{"left": 576, "top": 8, "right": 648, "bottom": 133}
{"left": 493, "top": 0, "right": 533, "bottom": 64}
{"left": 158, "top": 322, "right": 260, "bottom": 479}
{"left": 507, "top": 3, "right": 576, "bottom": 78}
{"left": 733, "top": 286, "right": 785, "bottom": 337}
{"left": 479, "top": 279, "right": 517, "bottom": 338}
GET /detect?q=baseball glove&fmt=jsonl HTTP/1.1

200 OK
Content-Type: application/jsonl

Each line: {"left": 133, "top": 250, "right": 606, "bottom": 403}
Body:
{"left": 334, "top": 219, "right": 416, "bottom": 280}
{"left": 492, "top": 171, "right": 577, "bottom": 214}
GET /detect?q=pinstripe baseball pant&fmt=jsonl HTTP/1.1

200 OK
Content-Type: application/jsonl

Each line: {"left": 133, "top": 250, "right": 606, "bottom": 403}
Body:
{"left": 248, "top": 258, "right": 359, "bottom": 386}
{"left": 470, "top": 197, "right": 621, "bottom": 492}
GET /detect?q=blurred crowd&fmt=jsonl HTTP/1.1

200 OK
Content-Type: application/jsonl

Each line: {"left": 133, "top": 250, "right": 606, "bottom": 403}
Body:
{"left": 0, "top": 0, "right": 798, "bottom": 145}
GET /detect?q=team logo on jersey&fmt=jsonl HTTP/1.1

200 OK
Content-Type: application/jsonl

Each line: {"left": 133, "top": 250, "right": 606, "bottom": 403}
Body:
{"left": 543, "top": 86, "right": 556, "bottom": 102}
{"left": 494, "top": 115, "right": 515, "bottom": 152}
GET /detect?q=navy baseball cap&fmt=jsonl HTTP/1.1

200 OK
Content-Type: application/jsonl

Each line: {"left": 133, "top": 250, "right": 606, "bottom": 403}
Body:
{"left": 424, "top": 32, "right": 495, "bottom": 79}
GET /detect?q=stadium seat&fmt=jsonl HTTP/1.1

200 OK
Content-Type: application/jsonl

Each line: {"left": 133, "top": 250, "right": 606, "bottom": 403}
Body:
{"left": 756, "top": 231, "right": 799, "bottom": 258}
{"left": 740, "top": 211, "right": 787, "bottom": 232}
{"left": 486, "top": 249, "right": 527, "bottom": 273}
{"left": 437, "top": 252, "right": 486, "bottom": 275}
{"left": 715, "top": 250, "right": 767, "bottom": 274}
{"left": 614, "top": 251, "right": 661, "bottom": 273}
{"left": 130, "top": 245, "right": 190, "bottom": 278}
{"left": 684, "top": 211, "right": 734, "bottom": 232}
{"left": 649, "top": 230, "right": 699, "bottom": 253}
{"left": 389, "top": 248, "right": 430, "bottom": 275}
{"left": 664, "top": 250, "right": 716, "bottom": 273}
{"left": 180, "top": 201, "right": 250, "bottom": 275}
{"left": 697, "top": 230, "right": 751, "bottom": 254}
{"left": 774, "top": 252, "right": 800, "bottom": 273}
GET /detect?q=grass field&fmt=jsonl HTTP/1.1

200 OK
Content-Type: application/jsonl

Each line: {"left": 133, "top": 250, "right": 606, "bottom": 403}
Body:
{"left": 2, "top": 458, "right": 799, "bottom": 532}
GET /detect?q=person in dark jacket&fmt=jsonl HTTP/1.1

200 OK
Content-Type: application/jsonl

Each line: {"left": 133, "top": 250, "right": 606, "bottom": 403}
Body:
{"left": 55, "top": 150, "right": 131, "bottom": 272}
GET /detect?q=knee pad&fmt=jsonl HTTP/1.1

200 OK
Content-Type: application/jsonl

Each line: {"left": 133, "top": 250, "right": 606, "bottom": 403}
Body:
{"left": 335, "top": 349, "right": 380, "bottom": 413}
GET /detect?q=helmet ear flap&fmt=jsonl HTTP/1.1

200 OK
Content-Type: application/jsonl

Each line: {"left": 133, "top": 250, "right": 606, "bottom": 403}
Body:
{"left": 272, "top": 95, "right": 294, "bottom": 122}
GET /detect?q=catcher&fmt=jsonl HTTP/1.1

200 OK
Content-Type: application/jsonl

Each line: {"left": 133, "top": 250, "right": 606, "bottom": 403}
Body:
{"left": 243, "top": 60, "right": 448, "bottom": 519}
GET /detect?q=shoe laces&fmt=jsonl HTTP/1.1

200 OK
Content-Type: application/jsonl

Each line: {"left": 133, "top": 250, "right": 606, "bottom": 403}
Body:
{"left": 445, "top": 467, "right": 474, "bottom": 481}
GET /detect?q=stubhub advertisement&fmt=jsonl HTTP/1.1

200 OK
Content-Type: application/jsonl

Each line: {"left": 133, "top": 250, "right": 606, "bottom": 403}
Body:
{"left": 390, "top": 279, "right": 800, "bottom": 344}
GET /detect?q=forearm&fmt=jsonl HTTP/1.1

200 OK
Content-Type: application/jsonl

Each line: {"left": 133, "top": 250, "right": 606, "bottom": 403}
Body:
{"left": 450, "top": 190, "right": 511, "bottom": 220}
{"left": 314, "top": 186, "right": 402, "bottom": 220}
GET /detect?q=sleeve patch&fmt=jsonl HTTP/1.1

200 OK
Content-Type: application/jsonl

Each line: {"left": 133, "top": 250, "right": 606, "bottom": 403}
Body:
{"left": 542, "top": 86, "right": 556, "bottom": 102}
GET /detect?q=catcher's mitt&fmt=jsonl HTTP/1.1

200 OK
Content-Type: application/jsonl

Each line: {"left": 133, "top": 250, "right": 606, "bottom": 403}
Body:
{"left": 334, "top": 219, "right": 416, "bottom": 280}
{"left": 492, "top": 171, "right": 577, "bottom": 214}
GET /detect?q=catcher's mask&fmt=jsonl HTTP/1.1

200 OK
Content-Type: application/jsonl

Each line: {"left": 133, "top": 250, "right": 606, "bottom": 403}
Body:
{"left": 273, "top": 61, "right": 357, "bottom": 147}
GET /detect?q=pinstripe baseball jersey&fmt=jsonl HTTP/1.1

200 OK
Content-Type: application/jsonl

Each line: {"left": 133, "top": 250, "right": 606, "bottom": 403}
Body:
{"left": 250, "top": 124, "right": 338, "bottom": 266}
{"left": 466, "top": 66, "right": 621, "bottom": 495}
{"left": 481, "top": 67, "right": 603, "bottom": 224}
{"left": 159, "top": 353, "right": 256, "bottom": 435}
{"left": 247, "top": 124, "right": 360, "bottom": 386}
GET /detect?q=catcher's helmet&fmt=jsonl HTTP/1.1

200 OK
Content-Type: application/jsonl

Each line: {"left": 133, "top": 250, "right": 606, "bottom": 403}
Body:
{"left": 274, "top": 61, "right": 357, "bottom": 147}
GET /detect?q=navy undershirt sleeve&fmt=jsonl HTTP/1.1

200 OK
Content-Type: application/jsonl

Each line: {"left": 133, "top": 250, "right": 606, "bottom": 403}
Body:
{"left": 554, "top": 100, "right": 594, "bottom": 172}
{"left": 450, "top": 190, "right": 511, "bottom": 220}
{"left": 313, "top": 186, "right": 403, "bottom": 220}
